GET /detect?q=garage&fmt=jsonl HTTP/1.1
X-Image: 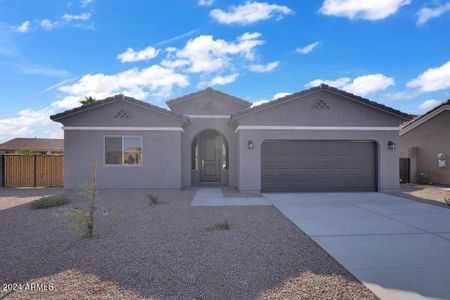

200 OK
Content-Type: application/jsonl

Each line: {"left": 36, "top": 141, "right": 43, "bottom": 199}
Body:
{"left": 261, "top": 140, "right": 377, "bottom": 192}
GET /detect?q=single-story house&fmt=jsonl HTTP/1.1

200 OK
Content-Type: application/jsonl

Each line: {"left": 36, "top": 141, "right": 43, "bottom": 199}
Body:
{"left": 50, "top": 85, "right": 412, "bottom": 192}
{"left": 0, "top": 137, "right": 64, "bottom": 155}
{"left": 400, "top": 100, "right": 450, "bottom": 185}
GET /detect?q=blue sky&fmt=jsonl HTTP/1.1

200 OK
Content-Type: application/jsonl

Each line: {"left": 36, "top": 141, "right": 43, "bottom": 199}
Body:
{"left": 0, "top": 0, "right": 449, "bottom": 142}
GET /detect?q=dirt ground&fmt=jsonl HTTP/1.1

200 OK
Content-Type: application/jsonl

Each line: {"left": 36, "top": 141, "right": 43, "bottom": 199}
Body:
{"left": 0, "top": 188, "right": 377, "bottom": 300}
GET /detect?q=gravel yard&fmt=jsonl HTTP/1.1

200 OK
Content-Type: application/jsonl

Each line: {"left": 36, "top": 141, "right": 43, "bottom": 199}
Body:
{"left": 388, "top": 184, "right": 450, "bottom": 208}
{"left": 0, "top": 188, "right": 377, "bottom": 300}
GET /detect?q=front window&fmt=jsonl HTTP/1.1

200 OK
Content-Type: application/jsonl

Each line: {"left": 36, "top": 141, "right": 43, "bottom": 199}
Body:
{"left": 105, "top": 136, "right": 142, "bottom": 166}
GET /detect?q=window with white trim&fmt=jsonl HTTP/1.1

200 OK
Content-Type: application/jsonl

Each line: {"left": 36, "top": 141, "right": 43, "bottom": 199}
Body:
{"left": 105, "top": 136, "right": 142, "bottom": 166}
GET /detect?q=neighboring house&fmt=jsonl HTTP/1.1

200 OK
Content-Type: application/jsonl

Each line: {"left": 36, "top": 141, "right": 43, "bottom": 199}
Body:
{"left": 400, "top": 100, "right": 450, "bottom": 185}
{"left": 0, "top": 138, "right": 64, "bottom": 155}
{"left": 50, "top": 85, "right": 412, "bottom": 192}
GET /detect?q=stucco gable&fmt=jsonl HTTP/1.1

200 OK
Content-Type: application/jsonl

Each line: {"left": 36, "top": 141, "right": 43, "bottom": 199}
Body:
{"left": 400, "top": 100, "right": 450, "bottom": 135}
{"left": 50, "top": 95, "right": 186, "bottom": 127}
{"left": 166, "top": 87, "right": 251, "bottom": 115}
{"left": 232, "top": 86, "right": 413, "bottom": 127}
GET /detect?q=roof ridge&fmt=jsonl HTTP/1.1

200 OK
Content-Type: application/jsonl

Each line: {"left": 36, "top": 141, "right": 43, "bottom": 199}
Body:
{"left": 50, "top": 94, "right": 187, "bottom": 122}
{"left": 401, "top": 99, "right": 450, "bottom": 129}
{"left": 232, "top": 85, "right": 414, "bottom": 120}
{"left": 166, "top": 87, "right": 251, "bottom": 107}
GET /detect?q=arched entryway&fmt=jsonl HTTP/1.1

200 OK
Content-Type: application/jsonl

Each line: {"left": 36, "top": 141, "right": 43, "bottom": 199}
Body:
{"left": 191, "top": 129, "right": 228, "bottom": 185}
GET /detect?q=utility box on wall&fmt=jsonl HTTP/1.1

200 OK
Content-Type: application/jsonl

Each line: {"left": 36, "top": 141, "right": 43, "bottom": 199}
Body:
{"left": 437, "top": 153, "right": 447, "bottom": 168}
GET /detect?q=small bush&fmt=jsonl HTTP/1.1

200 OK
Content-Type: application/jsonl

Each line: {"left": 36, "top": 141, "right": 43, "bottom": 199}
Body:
{"left": 31, "top": 194, "right": 69, "bottom": 209}
{"left": 58, "top": 208, "right": 93, "bottom": 238}
{"left": 213, "top": 219, "right": 232, "bottom": 231}
{"left": 147, "top": 194, "right": 160, "bottom": 206}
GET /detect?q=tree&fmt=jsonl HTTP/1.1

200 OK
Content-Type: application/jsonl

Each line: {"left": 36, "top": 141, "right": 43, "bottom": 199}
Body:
{"left": 80, "top": 96, "right": 96, "bottom": 106}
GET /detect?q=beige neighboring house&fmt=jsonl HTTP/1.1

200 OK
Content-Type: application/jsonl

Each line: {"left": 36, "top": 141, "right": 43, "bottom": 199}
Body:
{"left": 0, "top": 138, "right": 64, "bottom": 155}
{"left": 400, "top": 100, "right": 450, "bottom": 185}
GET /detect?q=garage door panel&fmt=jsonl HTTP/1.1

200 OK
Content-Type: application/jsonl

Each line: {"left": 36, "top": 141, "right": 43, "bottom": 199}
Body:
{"left": 262, "top": 181, "right": 377, "bottom": 192}
{"left": 263, "top": 158, "right": 374, "bottom": 169}
{"left": 261, "top": 140, "right": 377, "bottom": 192}
{"left": 262, "top": 174, "right": 375, "bottom": 182}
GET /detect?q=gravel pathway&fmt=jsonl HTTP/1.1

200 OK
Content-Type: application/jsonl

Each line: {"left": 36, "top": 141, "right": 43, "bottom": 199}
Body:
{"left": 0, "top": 188, "right": 377, "bottom": 299}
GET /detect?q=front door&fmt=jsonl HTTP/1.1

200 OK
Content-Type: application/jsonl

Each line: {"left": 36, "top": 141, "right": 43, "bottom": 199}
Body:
{"left": 200, "top": 135, "right": 221, "bottom": 182}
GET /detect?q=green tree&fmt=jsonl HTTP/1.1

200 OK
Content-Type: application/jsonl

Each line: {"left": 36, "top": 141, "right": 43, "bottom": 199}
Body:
{"left": 79, "top": 96, "right": 96, "bottom": 106}
{"left": 19, "top": 149, "right": 34, "bottom": 156}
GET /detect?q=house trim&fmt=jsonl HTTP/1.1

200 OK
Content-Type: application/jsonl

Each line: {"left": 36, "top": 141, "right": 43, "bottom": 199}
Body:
{"left": 234, "top": 126, "right": 400, "bottom": 133}
{"left": 63, "top": 126, "right": 184, "bottom": 132}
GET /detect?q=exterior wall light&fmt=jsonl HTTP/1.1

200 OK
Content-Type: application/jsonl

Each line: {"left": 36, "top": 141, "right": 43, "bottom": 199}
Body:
{"left": 248, "top": 140, "right": 253, "bottom": 149}
{"left": 388, "top": 141, "right": 396, "bottom": 150}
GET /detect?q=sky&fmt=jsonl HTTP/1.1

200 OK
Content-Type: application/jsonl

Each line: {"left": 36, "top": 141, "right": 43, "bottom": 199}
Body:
{"left": 0, "top": 0, "right": 449, "bottom": 142}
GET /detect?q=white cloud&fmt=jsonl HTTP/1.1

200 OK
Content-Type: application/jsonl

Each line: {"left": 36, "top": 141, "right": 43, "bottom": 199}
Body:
{"left": 251, "top": 99, "right": 269, "bottom": 107}
{"left": 210, "top": 1, "right": 293, "bottom": 25}
{"left": 306, "top": 77, "right": 351, "bottom": 89}
{"left": 59, "top": 64, "right": 189, "bottom": 100}
{"left": 208, "top": 73, "right": 239, "bottom": 86}
{"left": 199, "top": 0, "right": 215, "bottom": 6}
{"left": 12, "top": 21, "right": 31, "bottom": 33}
{"left": 419, "top": 99, "right": 441, "bottom": 110}
{"left": 62, "top": 13, "right": 91, "bottom": 22}
{"left": 0, "top": 107, "right": 58, "bottom": 143}
{"left": 320, "top": 0, "right": 411, "bottom": 20}
{"left": 164, "top": 32, "right": 264, "bottom": 73}
{"left": 407, "top": 61, "right": 450, "bottom": 92}
{"left": 251, "top": 92, "right": 292, "bottom": 107}
{"left": 417, "top": 3, "right": 450, "bottom": 25}
{"left": 273, "top": 92, "right": 291, "bottom": 99}
{"left": 16, "top": 64, "right": 71, "bottom": 77}
{"left": 249, "top": 61, "right": 279, "bottom": 73}
{"left": 306, "top": 74, "right": 395, "bottom": 96}
{"left": 118, "top": 46, "right": 159, "bottom": 63}
{"left": 80, "top": 0, "right": 94, "bottom": 8}
{"left": 296, "top": 41, "right": 320, "bottom": 54}
{"left": 40, "top": 19, "right": 58, "bottom": 30}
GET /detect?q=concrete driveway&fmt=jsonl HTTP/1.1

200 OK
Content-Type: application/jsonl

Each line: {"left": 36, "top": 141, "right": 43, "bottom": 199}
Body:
{"left": 264, "top": 192, "right": 450, "bottom": 300}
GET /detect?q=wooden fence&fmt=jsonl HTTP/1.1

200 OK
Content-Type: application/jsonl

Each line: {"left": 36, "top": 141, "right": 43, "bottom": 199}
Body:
{"left": 2, "top": 155, "right": 64, "bottom": 187}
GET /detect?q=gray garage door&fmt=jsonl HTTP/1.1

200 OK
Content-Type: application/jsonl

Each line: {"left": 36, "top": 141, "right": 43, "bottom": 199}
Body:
{"left": 261, "top": 140, "right": 377, "bottom": 192}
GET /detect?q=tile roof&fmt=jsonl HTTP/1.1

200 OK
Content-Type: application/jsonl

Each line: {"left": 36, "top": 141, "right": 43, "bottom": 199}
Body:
{"left": 166, "top": 87, "right": 252, "bottom": 108}
{"left": 232, "top": 84, "right": 414, "bottom": 120}
{"left": 401, "top": 99, "right": 450, "bottom": 130}
{"left": 0, "top": 138, "right": 63, "bottom": 151}
{"left": 50, "top": 94, "right": 187, "bottom": 122}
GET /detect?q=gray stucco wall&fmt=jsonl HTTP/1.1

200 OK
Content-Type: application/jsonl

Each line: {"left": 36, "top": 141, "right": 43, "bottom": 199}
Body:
{"left": 236, "top": 90, "right": 405, "bottom": 127}
{"left": 169, "top": 93, "right": 249, "bottom": 115}
{"left": 237, "top": 129, "right": 401, "bottom": 192}
{"left": 64, "top": 130, "right": 182, "bottom": 189}
{"left": 400, "top": 110, "right": 450, "bottom": 185}
{"left": 0, "top": 151, "right": 3, "bottom": 187}
{"left": 61, "top": 100, "right": 183, "bottom": 127}
{"left": 56, "top": 100, "right": 184, "bottom": 189}
{"left": 234, "top": 90, "right": 407, "bottom": 192}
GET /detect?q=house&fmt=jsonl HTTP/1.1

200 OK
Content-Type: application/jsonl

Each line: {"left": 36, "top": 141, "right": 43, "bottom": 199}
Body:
{"left": 50, "top": 85, "right": 412, "bottom": 192}
{"left": 0, "top": 138, "right": 64, "bottom": 155}
{"left": 400, "top": 100, "right": 450, "bottom": 185}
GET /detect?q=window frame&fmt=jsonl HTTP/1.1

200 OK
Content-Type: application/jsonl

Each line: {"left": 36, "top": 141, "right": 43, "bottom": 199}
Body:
{"left": 104, "top": 135, "right": 143, "bottom": 167}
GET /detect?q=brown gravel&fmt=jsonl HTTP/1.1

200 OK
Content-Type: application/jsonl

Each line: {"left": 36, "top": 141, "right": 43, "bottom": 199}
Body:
{"left": 388, "top": 184, "right": 450, "bottom": 209}
{"left": 0, "top": 188, "right": 377, "bottom": 300}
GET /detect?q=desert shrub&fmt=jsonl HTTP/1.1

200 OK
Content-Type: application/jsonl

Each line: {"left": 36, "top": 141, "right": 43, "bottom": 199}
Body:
{"left": 444, "top": 196, "right": 450, "bottom": 206}
{"left": 212, "top": 219, "right": 232, "bottom": 231}
{"left": 58, "top": 208, "right": 93, "bottom": 238}
{"left": 31, "top": 194, "right": 69, "bottom": 209}
{"left": 147, "top": 194, "right": 160, "bottom": 206}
